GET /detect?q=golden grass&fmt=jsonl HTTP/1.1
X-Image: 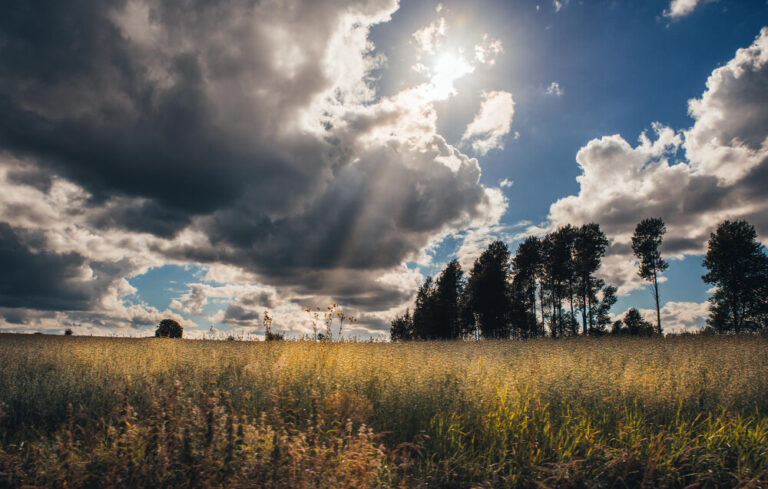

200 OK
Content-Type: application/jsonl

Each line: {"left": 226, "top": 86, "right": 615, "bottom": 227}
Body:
{"left": 1, "top": 334, "right": 767, "bottom": 487}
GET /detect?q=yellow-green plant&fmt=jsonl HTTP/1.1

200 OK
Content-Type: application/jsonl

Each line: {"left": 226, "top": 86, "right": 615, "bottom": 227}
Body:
{"left": 1, "top": 334, "right": 767, "bottom": 488}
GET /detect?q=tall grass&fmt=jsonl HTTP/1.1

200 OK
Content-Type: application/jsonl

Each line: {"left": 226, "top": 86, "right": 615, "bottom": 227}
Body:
{"left": 1, "top": 334, "right": 767, "bottom": 487}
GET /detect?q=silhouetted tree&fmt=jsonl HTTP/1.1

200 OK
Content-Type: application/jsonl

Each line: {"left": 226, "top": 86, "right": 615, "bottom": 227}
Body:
{"left": 631, "top": 218, "right": 668, "bottom": 335}
{"left": 412, "top": 276, "right": 436, "bottom": 339}
{"left": 64, "top": 328, "right": 73, "bottom": 336}
{"left": 622, "top": 308, "right": 654, "bottom": 336}
{"left": 459, "top": 287, "right": 478, "bottom": 339}
{"left": 592, "top": 285, "right": 617, "bottom": 335}
{"left": 390, "top": 309, "right": 415, "bottom": 340}
{"left": 611, "top": 319, "right": 624, "bottom": 335}
{"left": 563, "top": 310, "right": 579, "bottom": 336}
{"left": 400, "top": 260, "right": 476, "bottom": 340}
{"left": 574, "top": 223, "right": 609, "bottom": 334}
{"left": 466, "top": 241, "right": 512, "bottom": 338}
{"left": 433, "top": 259, "right": 465, "bottom": 339}
{"left": 541, "top": 227, "right": 575, "bottom": 337}
{"left": 155, "top": 319, "right": 183, "bottom": 338}
{"left": 512, "top": 236, "right": 543, "bottom": 338}
{"left": 702, "top": 220, "right": 768, "bottom": 333}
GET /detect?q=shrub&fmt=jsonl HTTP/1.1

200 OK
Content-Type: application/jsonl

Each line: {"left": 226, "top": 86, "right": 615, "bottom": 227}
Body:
{"left": 265, "top": 331, "right": 284, "bottom": 341}
{"left": 64, "top": 328, "right": 73, "bottom": 336}
{"left": 155, "top": 319, "right": 183, "bottom": 338}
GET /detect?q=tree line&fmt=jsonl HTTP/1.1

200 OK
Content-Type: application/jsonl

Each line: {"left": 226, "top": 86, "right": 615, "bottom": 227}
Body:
{"left": 391, "top": 218, "right": 768, "bottom": 340}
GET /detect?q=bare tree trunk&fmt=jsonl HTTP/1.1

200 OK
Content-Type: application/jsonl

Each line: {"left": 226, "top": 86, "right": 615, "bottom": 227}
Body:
{"left": 652, "top": 271, "right": 662, "bottom": 335}
{"left": 531, "top": 279, "right": 538, "bottom": 337}
{"left": 569, "top": 279, "right": 575, "bottom": 336}
{"left": 581, "top": 274, "right": 588, "bottom": 335}
{"left": 589, "top": 277, "right": 595, "bottom": 331}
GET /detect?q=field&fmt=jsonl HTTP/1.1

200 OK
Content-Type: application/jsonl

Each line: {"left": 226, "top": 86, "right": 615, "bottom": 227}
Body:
{"left": 1, "top": 334, "right": 767, "bottom": 488}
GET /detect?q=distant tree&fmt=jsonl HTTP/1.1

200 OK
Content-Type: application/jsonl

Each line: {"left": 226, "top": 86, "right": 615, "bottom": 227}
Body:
{"left": 465, "top": 241, "right": 512, "bottom": 338}
{"left": 631, "top": 218, "right": 668, "bottom": 335}
{"left": 458, "top": 287, "right": 478, "bottom": 339}
{"left": 433, "top": 260, "right": 465, "bottom": 339}
{"left": 265, "top": 331, "right": 285, "bottom": 341}
{"left": 155, "top": 319, "right": 183, "bottom": 338}
{"left": 560, "top": 226, "right": 579, "bottom": 336}
{"left": 64, "top": 328, "right": 73, "bottom": 336}
{"left": 412, "top": 276, "right": 437, "bottom": 339}
{"left": 506, "top": 279, "right": 533, "bottom": 339}
{"left": 611, "top": 319, "right": 625, "bottom": 335}
{"left": 622, "top": 308, "right": 654, "bottom": 336}
{"left": 562, "top": 310, "right": 579, "bottom": 336}
{"left": 574, "top": 223, "right": 609, "bottom": 334}
{"left": 592, "top": 285, "right": 617, "bottom": 335}
{"left": 541, "top": 227, "right": 576, "bottom": 337}
{"left": 390, "top": 309, "right": 414, "bottom": 341}
{"left": 512, "top": 236, "right": 543, "bottom": 338}
{"left": 702, "top": 220, "right": 768, "bottom": 333}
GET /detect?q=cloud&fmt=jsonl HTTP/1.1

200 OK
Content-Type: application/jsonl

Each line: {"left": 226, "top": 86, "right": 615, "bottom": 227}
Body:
{"left": 541, "top": 27, "right": 768, "bottom": 328}
{"left": 454, "top": 187, "right": 510, "bottom": 269}
{"left": 474, "top": 34, "right": 503, "bottom": 66}
{"left": 171, "top": 282, "right": 278, "bottom": 318}
{"left": 614, "top": 301, "right": 709, "bottom": 334}
{"left": 500, "top": 178, "right": 514, "bottom": 188}
{"left": 663, "top": 0, "right": 718, "bottom": 19}
{"left": 546, "top": 82, "right": 563, "bottom": 96}
{"left": 0, "top": 222, "right": 107, "bottom": 311}
{"left": 0, "top": 0, "right": 505, "bottom": 335}
{"left": 413, "top": 16, "right": 446, "bottom": 56}
{"left": 461, "top": 91, "right": 516, "bottom": 155}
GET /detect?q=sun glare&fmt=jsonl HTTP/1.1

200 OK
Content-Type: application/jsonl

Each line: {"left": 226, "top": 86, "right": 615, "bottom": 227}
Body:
{"left": 427, "top": 52, "right": 474, "bottom": 100}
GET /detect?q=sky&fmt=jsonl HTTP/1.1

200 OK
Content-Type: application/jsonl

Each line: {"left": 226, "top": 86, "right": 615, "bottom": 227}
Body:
{"left": 0, "top": 0, "right": 767, "bottom": 338}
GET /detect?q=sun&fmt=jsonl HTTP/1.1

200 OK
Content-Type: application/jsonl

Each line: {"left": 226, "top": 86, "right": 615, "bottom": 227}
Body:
{"left": 427, "top": 51, "right": 474, "bottom": 100}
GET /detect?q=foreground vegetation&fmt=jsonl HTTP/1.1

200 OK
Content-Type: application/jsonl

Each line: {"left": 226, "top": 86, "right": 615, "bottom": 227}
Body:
{"left": 1, "top": 334, "right": 767, "bottom": 488}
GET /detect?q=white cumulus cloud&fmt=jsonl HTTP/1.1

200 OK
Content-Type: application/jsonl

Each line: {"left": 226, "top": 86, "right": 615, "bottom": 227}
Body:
{"left": 546, "top": 81, "right": 563, "bottom": 96}
{"left": 539, "top": 27, "right": 768, "bottom": 329}
{"left": 663, "top": 0, "right": 718, "bottom": 19}
{"left": 461, "top": 91, "right": 516, "bottom": 155}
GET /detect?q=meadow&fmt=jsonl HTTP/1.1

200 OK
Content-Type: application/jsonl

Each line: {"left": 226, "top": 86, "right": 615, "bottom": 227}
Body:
{"left": 0, "top": 334, "right": 767, "bottom": 488}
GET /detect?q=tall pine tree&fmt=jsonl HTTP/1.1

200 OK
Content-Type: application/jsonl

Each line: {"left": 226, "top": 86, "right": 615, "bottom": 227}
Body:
{"left": 466, "top": 241, "right": 512, "bottom": 338}
{"left": 632, "top": 218, "right": 668, "bottom": 335}
{"left": 703, "top": 220, "right": 768, "bottom": 333}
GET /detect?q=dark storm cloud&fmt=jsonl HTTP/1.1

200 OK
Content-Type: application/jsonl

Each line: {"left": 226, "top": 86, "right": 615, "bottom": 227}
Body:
{"left": 221, "top": 304, "right": 262, "bottom": 326}
{"left": 5, "top": 165, "right": 54, "bottom": 192}
{"left": 0, "top": 308, "right": 29, "bottom": 325}
{"left": 88, "top": 199, "right": 192, "bottom": 238}
{"left": 0, "top": 222, "right": 107, "bottom": 310}
{"left": 1, "top": 19, "right": 279, "bottom": 214}
{"left": 0, "top": 0, "right": 344, "bottom": 215}
{"left": 197, "top": 144, "right": 487, "bottom": 273}
{"left": 0, "top": 0, "right": 502, "bottom": 329}
{"left": 238, "top": 291, "right": 276, "bottom": 309}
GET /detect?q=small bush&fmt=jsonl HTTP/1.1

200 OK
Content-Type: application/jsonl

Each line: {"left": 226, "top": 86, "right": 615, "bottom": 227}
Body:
{"left": 265, "top": 331, "right": 284, "bottom": 341}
